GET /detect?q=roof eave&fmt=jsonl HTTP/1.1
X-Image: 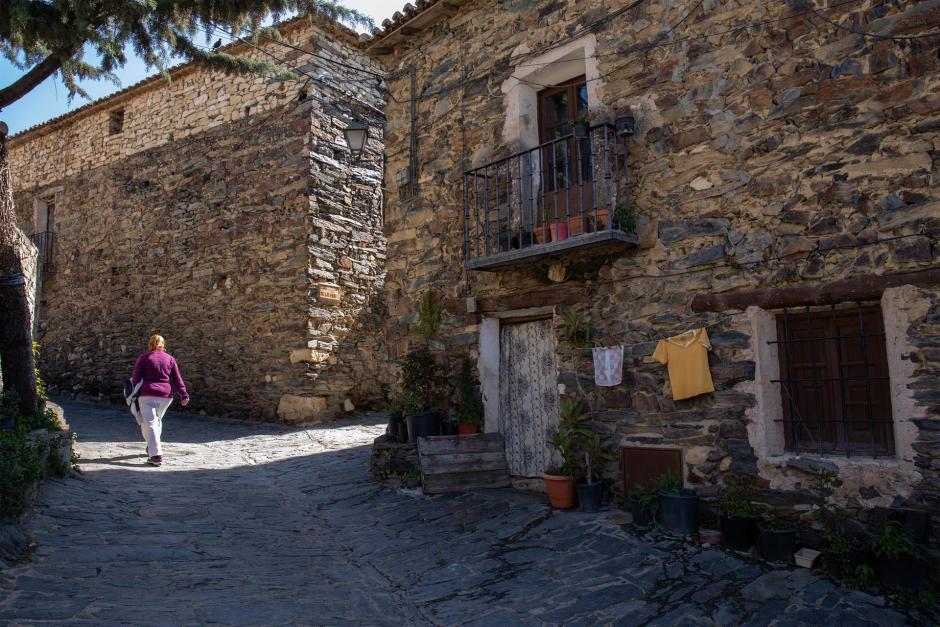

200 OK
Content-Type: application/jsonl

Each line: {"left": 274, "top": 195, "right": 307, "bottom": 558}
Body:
{"left": 364, "top": 0, "right": 465, "bottom": 55}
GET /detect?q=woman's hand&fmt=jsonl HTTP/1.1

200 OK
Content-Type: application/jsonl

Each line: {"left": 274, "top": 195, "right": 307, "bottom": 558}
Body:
{"left": 181, "top": 398, "right": 190, "bottom": 407}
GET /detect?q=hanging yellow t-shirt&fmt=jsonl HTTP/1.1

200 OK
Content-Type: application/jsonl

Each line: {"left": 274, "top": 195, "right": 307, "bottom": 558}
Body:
{"left": 652, "top": 328, "right": 715, "bottom": 401}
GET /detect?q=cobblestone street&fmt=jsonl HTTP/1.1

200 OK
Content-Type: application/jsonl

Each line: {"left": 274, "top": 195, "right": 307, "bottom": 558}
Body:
{"left": 0, "top": 401, "right": 932, "bottom": 625}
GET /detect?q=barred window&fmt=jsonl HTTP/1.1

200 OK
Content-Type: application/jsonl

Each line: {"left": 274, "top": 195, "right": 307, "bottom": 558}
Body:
{"left": 773, "top": 303, "right": 894, "bottom": 457}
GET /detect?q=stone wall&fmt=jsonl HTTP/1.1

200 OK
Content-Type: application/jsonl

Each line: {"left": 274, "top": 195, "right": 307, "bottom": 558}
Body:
{"left": 9, "top": 16, "right": 389, "bottom": 422}
{"left": 376, "top": 0, "right": 940, "bottom": 544}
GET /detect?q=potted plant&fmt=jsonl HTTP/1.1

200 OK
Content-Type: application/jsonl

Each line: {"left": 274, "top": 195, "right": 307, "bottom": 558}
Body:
{"left": 576, "top": 427, "right": 615, "bottom": 513}
{"left": 440, "top": 415, "right": 458, "bottom": 436}
{"left": 549, "top": 218, "right": 568, "bottom": 242}
{"left": 453, "top": 356, "right": 484, "bottom": 435}
{"left": 568, "top": 211, "right": 587, "bottom": 238}
{"left": 872, "top": 520, "right": 924, "bottom": 593}
{"left": 719, "top": 471, "right": 759, "bottom": 551}
{"left": 630, "top": 485, "right": 658, "bottom": 528}
{"left": 543, "top": 400, "right": 590, "bottom": 509}
{"left": 401, "top": 291, "right": 447, "bottom": 442}
{"left": 820, "top": 528, "right": 869, "bottom": 580}
{"left": 384, "top": 391, "right": 408, "bottom": 442}
{"left": 613, "top": 198, "right": 636, "bottom": 234}
{"left": 654, "top": 470, "right": 699, "bottom": 536}
{"left": 757, "top": 514, "right": 798, "bottom": 564}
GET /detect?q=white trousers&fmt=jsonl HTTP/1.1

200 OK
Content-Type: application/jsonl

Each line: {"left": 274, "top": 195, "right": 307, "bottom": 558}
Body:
{"left": 133, "top": 396, "right": 173, "bottom": 457}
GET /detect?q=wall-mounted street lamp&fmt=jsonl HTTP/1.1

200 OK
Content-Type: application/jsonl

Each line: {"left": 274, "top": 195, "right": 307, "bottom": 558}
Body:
{"left": 343, "top": 118, "right": 368, "bottom": 163}
{"left": 615, "top": 114, "right": 636, "bottom": 137}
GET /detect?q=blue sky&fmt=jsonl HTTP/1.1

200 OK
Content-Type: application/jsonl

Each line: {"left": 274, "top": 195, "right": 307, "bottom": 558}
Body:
{"left": 0, "top": 1, "right": 395, "bottom": 135}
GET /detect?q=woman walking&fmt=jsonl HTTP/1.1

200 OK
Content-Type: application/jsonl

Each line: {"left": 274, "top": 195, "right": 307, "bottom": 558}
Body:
{"left": 131, "top": 334, "right": 190, "bottom": 466}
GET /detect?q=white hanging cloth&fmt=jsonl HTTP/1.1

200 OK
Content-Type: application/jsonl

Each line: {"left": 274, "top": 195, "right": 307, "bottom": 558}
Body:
{"left": 592, "top": 346, "right": 624, "bottom": 387}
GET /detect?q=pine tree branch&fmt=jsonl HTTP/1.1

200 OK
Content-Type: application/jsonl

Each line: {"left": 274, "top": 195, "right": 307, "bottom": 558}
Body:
{"left": 0, "top": 45, "right": 79, "bottom": 110}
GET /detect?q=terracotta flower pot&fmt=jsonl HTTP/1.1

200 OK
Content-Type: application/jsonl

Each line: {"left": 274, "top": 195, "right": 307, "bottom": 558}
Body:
{"left": 543, "top": 473, "right": 577, "bottom": 509}
{"left": 548, "top": 221, "right": 568, "bottom": 242}
{"left": 568, "top": 214, "right": 586, "bottom": 237}
{"left": 586, "top": 209, "right": 610, "bottom": 233}
{"left": 457, "top": 423, "right": 479, "bottom": 435}
{"left": 533, "top": 225, "right": 549, "bottom": 244}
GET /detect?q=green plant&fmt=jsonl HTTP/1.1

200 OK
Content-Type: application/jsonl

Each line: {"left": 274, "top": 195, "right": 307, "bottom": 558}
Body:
{"left": 615, "top": 199, "right": 637, "bottom": 234}
{"left": 384, "top": 391, "right": 406, "bottom": 420}
{"left": 549, "top": 400, "right": 592, "bottom": 478}
{"left": 561, "top": 307, "right": 598, "bottom": 348}
{"left": 0, "top": 389, "right": 67, "bottom": 518}
{"left": 633, "top": 484, "right": 660, "bottom": 515}
{"left": 652, "top": 470, "right": 682, "bottom": 494}
{"left": 872, "top": 520, "right": 915, "bottom": 560}
{"left": 401, "top": 346, "right": 444, "bottom": 413}
{"left": 719, "top": 471, "right": 758, "bottom": 519}
{"left": 842, "top": 564, "right": 877, "bottom": 591}
{"left": 454, "top": 356, "right": 484, "bottom": 427}
{"left": 581, "top": 429, "right": 616, "bottom": 484}
{"left": 410, "top": 290, "right": 444, "bottom": 341}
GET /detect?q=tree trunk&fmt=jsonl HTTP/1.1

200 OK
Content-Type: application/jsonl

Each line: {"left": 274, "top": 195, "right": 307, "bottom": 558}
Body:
{"left": 0, "top": 132, "right": 38, "bottom": 423}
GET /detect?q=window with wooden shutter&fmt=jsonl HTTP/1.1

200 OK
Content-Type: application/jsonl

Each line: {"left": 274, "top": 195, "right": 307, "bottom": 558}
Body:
{"left": 773, "top": 303, "right": 894, "bottom": 457}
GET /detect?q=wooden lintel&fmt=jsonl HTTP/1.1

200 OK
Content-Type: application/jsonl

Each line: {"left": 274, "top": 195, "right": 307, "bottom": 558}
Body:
{"left": 476, "top": 284, "right": 585, "bottom": 314}
{"left": 690, "top": 267, "right": 940, "bottom": 312}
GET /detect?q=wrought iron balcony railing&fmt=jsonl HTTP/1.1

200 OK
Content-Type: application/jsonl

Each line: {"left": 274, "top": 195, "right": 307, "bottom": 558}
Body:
{"left": 31, "top": 231, "right": 57, "bottom": 276}
{"left": 463, "top": 123, "right": 636, "bottom": 270}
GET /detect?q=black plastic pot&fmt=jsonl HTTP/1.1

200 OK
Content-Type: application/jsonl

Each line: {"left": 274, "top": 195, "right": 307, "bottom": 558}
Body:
{"left": 405, "top": 411, "right": 440, "bottom": 442}
{"left": 758, "top": 524, "right": 797, "bottom": 564}
{"left": 820, "top": 547, "right": 869, "bottom": 578}
{"left": 440, "top": 419, "right": 458, "bottom": 436}
{"left": 630, "top": 495, "right": 655, "bottom": 528}
{"left": 721, "top": 516, "right": 758, "bottom": 551}
{"left": 576, "top": 482, "right": 603, "bottom": 512}
{"left": 659, "top": 490, "right": 699, "bottom": 536}
{"left": 877, "top": 555, "right": 923, "bottom": 593}
{"left": 573, "top": 121, "right": 590, "bottom": 138}
{"left": 387, "top": 414, "right": 405, "bottom": 442}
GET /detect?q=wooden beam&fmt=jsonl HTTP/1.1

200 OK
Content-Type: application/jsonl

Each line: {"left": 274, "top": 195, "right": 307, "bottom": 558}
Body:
{"left": 477, "top": 283, "right": 585, "bottom": 313}
{"left": 690, "top": 267, "right": 940, "bottom": 312}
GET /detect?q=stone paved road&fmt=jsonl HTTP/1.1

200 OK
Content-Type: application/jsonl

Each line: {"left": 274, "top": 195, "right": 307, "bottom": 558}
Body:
{"left": 0, "top": 401, "right": 932, "bottom": 626}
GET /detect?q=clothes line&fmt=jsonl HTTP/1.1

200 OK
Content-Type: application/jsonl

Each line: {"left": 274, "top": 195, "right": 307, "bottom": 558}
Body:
{"left": 579, "top": 312, "right": 743, "bottom": 353}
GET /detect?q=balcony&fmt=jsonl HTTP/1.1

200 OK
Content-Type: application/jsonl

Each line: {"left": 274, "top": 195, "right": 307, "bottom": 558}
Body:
{"left": 30, "top": 231, "right": 57, "bottom": 276}
{"left": 463, "top": 123, "right": 637, "bottom": 271}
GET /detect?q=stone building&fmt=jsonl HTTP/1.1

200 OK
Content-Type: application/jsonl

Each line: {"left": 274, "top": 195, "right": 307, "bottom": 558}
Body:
{"left": 10, "top": 14, "right": 388, "bottom": 423}
{"left": 367, "top": 0, "right": 940, "bottom": 550}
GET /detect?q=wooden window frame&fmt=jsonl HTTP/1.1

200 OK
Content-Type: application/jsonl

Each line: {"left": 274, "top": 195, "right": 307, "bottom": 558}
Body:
{"left": 772, "top": 303, "right": 894, "bottom": 457}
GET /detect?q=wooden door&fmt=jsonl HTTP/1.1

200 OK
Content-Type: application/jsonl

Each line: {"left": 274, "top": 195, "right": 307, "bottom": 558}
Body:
{"left": 499, "top": 318, "right": 560, "bottom": 477}
{"left": 537, "top": 77, "right": 594, "bottom": 227}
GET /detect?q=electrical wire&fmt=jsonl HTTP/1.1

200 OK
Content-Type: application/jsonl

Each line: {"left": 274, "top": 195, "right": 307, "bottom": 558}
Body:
{"left": 807, "top": 5, "right": 940, "bottom": 41}
{"left": 206, "top": 26, "right": 384, "bottom": 118}
{"left": 604, "top": 230, "right": 938, "bottom": 286}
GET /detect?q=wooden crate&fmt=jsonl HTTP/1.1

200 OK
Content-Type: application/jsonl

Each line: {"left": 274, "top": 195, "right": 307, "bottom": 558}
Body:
{"left": 418, "top": 433, "right": 511, "bottom": 495}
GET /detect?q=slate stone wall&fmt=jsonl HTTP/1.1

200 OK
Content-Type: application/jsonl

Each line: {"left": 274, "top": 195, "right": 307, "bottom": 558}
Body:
{"left": 9, "top": 18, "right": 389, "bottom": 422}
{"left": 378, "top": 0, "right": 940, "bottom": 544}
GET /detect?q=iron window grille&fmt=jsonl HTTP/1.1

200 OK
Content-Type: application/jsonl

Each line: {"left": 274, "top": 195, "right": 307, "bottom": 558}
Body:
{"left": 771, "top": 302, "right": 894, "bottom": 457}
{"left": 30, "top": 231, "right": 57, "bottom": 276}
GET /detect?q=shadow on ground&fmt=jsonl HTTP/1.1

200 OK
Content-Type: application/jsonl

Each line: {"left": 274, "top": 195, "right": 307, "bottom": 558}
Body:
{"left": 0, "top": 400, "right": 933, "bottom": 626}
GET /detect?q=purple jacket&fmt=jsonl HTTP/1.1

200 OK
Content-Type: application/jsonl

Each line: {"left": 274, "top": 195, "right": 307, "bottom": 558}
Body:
{"left": 131, "top": 350, "right": 189, "bottom": 403}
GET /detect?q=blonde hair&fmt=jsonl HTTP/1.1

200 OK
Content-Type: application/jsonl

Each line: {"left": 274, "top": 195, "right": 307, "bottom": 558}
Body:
{"left": 148, "top": 335, "right": 166, "bottom": 351}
